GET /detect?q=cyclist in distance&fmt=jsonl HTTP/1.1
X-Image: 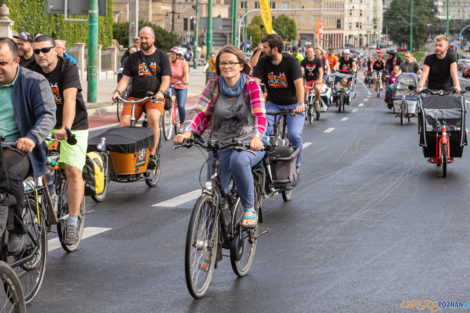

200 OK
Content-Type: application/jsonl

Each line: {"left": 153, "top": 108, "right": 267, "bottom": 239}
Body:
{"left": 112, "top": 26, "right": 172, "bottom": 165}
{"left": 33, "top": 34, "right": 89, "bottom": 245}
{"left": 326, "top": 48, "right": 339, "bottom": 73}
{"left": 385, "top": 49, "right": 403, "bottom": 74}
{"left": 301, "top": 46, "right": 324, "bottom": 113}
{"left": 253, "top": 34, "right": 305, "bottom": 172}
{"left": 417, "top": 35, "right": 460, "bottom": 93}
{"left": 205, "top": 52, "right": 217, "bottom": 81}
{"left": 335, "top": 49, "right": 357, "bottom": 73}
{"left": 400, "top": 51, "right": 421, "bottom": 74}
{"left": 169, "top": 46, "right": 189, "bottom": 130}
{"left": 0, "top": 38, "right": 56, "bottom": 254}
{"left": 14, "top": 32, "right": 36, "bottom": 70}
{"left": 371, "top": 53, "right": 386, "bottom": 91}
{"left": 174, "top": 45, "right": 266, "bottom": 233}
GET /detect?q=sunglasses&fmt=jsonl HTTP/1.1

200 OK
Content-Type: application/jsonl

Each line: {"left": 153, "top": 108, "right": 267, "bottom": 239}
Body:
{"left": 33, "top": 47, "right": 55, "bottom": 55}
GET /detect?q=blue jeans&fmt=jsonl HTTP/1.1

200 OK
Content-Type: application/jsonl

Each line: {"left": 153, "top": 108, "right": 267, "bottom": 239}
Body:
{"left": 209, "top": 149, "right": 265, "bottom": 208}
{"left": 265, "top": 101, "right": 304, "bottom": 168}
{"left": 169, "top": 87, "right": 187, "bottom": 123}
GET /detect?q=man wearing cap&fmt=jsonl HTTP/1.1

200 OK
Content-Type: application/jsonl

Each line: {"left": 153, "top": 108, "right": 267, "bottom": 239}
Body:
{"left": 335, "top": 49, "right": 357, "bottom": 73}
{"left": 14, "top": 32, "right": 36, "bottom": 70}
{"left": 385, "top": 49, "right": 402, "bottom": 74}
{"left": 291, "top": 46, "right": 304, "bottom": 64}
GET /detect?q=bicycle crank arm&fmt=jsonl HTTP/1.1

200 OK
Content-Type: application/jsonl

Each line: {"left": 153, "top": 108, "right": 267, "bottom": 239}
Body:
{"left": 252, "top": 228, "right": 270, "bottom": 241}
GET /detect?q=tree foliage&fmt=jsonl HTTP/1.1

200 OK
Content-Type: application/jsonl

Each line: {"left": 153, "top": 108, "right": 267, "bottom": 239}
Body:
{"left": 384, "top": 0, "right": 437, "bottom": 50}
{"left": 5, "top": 0, "right": 113, "bottom": 48}
{"left": 113, "top": 21, "right": 179, "bottom": 51}
{"left": 247, "top": 15, "right": 297, "bottom": 47}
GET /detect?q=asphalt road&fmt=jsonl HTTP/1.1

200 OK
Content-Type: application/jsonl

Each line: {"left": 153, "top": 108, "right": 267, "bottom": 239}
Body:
{"left": 28, "top": 73, "right": 470, "bottom": 313}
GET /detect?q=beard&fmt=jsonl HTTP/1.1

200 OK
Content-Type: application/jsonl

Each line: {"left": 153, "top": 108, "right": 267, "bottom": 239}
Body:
{"left": 140, "top": 42, "right": 154, "bottom": 51}
{"left": 264, "top": 53, "right": 273, "bottom": 62}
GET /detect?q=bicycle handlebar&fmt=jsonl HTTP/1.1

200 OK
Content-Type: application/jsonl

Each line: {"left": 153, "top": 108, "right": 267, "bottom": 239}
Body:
{"left": 176, "top": 137, "right": 270, "bottom": 152}
{"left": 266, "top": 109, "right": 298, "bottom": 117}
{"left": 411, "top": 86, "right": 468, "bottom": 96}
{"left": 2, "top": 127, "right": 76, "bottom": 148}
{"left": 170, "top": 81, "right": 189, "bottom": 88}
{"left": 114, "top": 95, "right": 156, "bottom": 104}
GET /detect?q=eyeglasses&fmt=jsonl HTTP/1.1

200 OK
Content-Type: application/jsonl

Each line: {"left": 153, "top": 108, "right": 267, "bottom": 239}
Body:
{"left": 219, "top": 62, "right": 241, "bottom": 68}
{"left": 33, "top": 47, "right": 55, "bottom": 55}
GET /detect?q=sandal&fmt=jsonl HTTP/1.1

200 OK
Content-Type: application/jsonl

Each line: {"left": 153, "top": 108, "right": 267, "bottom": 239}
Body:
{"left": 199, "top": 247, "right": 212, "bottom": 272}
{"left": 241, "top": 208, "right": 258, "bottom": 229}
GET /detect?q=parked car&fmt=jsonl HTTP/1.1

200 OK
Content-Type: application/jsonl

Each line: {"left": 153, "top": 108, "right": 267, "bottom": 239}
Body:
{"left": 461, "top": 60, "right": 470, "bottom": 76}
{"left": 458, "top": 59, "right": 468, "bottom": 70}
{"left": 463, "top": 67, "right": 470, "bottom": 78}
{"left": 397, "top": 47, "right": 407, "bottom": 52}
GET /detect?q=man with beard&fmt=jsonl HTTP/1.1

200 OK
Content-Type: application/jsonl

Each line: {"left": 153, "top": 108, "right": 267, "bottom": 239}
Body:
{"left": 14, "top": 32, "right": 36, "bottom": 70}
{"left": 33, "top": 34, "right": 88, "bottom": 245}
{"left": 335, "top": 49, "right": 357, "bottom": 73}
{"left": 300, "top": 46, "right": 323, "bottom": 114}
{"left": 253, "top": 34, "right": 305, "bottom": 172}
{"left": 417, "top": 35, "right": 460, "bottom": 93}
{"left": 112, "top": 26, "right": 171, "bottom": 163}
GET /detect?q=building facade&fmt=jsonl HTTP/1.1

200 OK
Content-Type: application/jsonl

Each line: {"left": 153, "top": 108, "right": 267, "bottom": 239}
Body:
{"left": 435, "top": 0, "right": 470, "bottom": 20}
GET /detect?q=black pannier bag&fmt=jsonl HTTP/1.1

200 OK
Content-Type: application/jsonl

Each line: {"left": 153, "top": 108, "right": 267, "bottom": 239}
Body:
{"left": 267, "top": 146, "right": 300, "bottom": 188}
{"left": 418, "top": 94, "right": 467, "bottom": 158}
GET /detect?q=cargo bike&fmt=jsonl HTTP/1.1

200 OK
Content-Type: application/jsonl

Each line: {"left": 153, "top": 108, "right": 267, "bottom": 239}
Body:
{"left": 331, "top": 71, "right": 356, "bottom": 112}
{"left": 391, "top": 73, "right": 419, "bottom": 125}
{"left": 87, "top": 95, "right": 163, "bottom": 202}
{"left": 417, "top": 87, "right": 469, "bottom": 177}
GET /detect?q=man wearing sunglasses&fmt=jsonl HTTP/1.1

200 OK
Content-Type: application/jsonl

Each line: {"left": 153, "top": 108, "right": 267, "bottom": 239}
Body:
{"left": 32, "top": 35, "right": 88, "bottom": 246}
{"left": 0, "top": 37, "right": 56, "bottom": 254}
{"left": 13, "top": 32, "right": 36, "bottom": 70}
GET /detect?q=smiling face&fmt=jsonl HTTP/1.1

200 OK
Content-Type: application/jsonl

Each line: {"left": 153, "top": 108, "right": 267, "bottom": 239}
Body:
{"left": 0, "top": 44, "right": 19, "bottom": 85}
{"left": 139, "top": 27, "right": 155, "bottom": 51}
{"left": 218, "top": 52, "right": 243, "bottom": 81}
{"left": 435, "top": 39, "right": 448, "bottom": 57}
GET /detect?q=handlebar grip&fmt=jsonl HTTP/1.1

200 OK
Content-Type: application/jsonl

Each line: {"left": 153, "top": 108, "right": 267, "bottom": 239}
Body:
{"left": 64, "top": 127, "right": 77, "bottom": 145}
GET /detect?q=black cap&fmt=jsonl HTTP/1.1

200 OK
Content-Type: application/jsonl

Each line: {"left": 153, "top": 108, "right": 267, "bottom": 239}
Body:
{"left": 292, "top": 46, "right": 299, "bottom": 52}
{"left": 14, "top": 32, "right": 33, "bottom": 43}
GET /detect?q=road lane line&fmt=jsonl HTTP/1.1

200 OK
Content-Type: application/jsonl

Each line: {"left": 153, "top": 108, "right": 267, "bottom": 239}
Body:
{"left": 340, "top": 117, "right": 349, "bottom": 121}
{"left": 361, "top": 82, "right": 371, "bottom": 96}
{"left": 90, "top": 123, "right": 119, "bottom": 131}
{"left": 364, "top": 99, "right": 369, "bottom": 102}
{"left": 358, "top": 103, "right": 364, "bottom": 107}
{"left": 48, "top": 227, "right": 112, "bottom": 252}
{"left": 303, "top": 142, "right": 312, "bottom": 149}
{"left": 324, "top": 128, "right": 335, "bottom": 133}
{"left": 352, "top": 108, "right": 358, "bottom": 112}
{"left": 152, "top": 189, "right": 201, "bottom": 208}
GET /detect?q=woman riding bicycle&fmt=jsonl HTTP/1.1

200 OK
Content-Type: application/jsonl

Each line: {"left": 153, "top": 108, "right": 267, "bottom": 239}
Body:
{"left": 174, "top": 45, "right": 267, "bottom": 231}
{"left": 169, "top": 46, "right": 189, "bottom": 130}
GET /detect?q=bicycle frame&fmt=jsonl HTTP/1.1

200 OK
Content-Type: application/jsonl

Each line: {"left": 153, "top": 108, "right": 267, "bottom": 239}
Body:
{"left": 429, "top": 126, "right": 453, "bottom": 165}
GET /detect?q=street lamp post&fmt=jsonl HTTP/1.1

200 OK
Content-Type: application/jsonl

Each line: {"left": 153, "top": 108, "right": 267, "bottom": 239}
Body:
{"left": 409, "top": 0, "right": 413, "bottom": 51}
{"left": 446, "top": 0, "right": 450, "bottom": 37}
{"left": 207, "top": 0, "right": 213, "bottom": 57}
{"left": 193, "top": 0, "right": 199, "bottom": 69}
{"left": 232, "top": 0, "right": 238, "bottom": 46}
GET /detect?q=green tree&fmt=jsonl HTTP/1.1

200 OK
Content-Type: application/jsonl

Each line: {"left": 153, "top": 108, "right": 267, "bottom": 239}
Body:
{"left": 384, "top": 0, "right": 437, "bottom": 50}
{"left": 113, "top": 21, "right": 179, "bottom": 51}
{"left": 246, "top": 16, "right": 266, "bottom": 48}
{"left": 5, "top": 0, "right": 113, "bottom": 48}
{"left": 273, "top": 15, "right": 297, "bottom": 43}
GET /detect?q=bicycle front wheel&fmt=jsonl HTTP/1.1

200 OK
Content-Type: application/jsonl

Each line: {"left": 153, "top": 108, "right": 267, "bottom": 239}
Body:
{"left": 230, "top": 198, "right": 258, "bottom": 277}
{"left": 0, "top": 261, "right": 25, "bottom": 313}
{"left": 116, "top": 100, "right": 123, "bottom": 122}
{"left": 442, "top": 143, "right": 448, "bottom": 178}
{"left": 57, "top": 197, "right": 86, "bottom": 253}
{"left": 185, "top": 194, "right": 219, "bottom": 299}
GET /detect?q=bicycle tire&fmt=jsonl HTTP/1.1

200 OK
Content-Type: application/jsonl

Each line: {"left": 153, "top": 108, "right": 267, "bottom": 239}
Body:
{"left": 0, "top": 261, "right": 26, "bottom": 313}
{"left": 11, "top": 197, "right": 47, "bottom": 304}
{"left": 162, "top": 110, "right": 173, "bottom": 141}
{"left": 91, "top": 156, "right": 110, "bottom": 202}
{"left": 308, "top": 105, "right": 314, "bottom": 124}
{"left": 338, "top": 96, "right": 342, "bottom": 113}
{"left": 185, "top": 194, "right": 219, "bottom": 299}
{"left": 116, "top": 100, "right": 123, "bottom": 122}
{"left": 282, "top": 189, "right": 293, "bottom": 201}
{"left": 145, "top": 137, "right": 162, "bottom": 187}
{"left": 230, "top": 197, "right": 258, "bottom": 277}
{"left": 442, "top": 143, "right": 447, "bottom": 178}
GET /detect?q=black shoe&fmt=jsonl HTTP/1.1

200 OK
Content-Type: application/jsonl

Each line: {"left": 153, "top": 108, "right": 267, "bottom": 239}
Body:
{"left": 147, "top": 154, "right": 157, "bottom": 170}
{"left": 8, "top": 233, "right": 25, "bottom": 255}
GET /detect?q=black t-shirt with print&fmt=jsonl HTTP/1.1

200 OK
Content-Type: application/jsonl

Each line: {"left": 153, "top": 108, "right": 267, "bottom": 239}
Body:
{"left": 123, "top": 49, "right": 172, "bottom": 98}
{"left": 253, "top": 53, "right": 302, "bottom": 105}
{"left": 372, "top": 60, "right": 385, "bottom": 71}
{"left": 338, "top": 57, "right": 354, "bottom": 71}
{"left": 424, "top": 53, "right": 457, "bottom": 90}
{"left": 300, "top": 57, "right": 323, "bottom": 81}
{"left": 35, "top": 57, "right": 88, "bottom": 130}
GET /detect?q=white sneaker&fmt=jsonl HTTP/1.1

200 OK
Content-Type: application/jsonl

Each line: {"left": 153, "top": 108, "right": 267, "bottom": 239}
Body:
{"left": 321, "top": 104, "right": 328, "bottom": 112}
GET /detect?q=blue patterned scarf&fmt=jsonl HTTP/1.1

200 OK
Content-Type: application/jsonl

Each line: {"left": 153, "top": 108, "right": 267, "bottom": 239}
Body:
{"left": 218, "top": 73, "right": 247, "bottom": 98}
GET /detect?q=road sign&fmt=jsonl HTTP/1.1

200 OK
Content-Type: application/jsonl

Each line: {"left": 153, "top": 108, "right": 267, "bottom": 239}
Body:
{"left": 46, "top": 0, "right": 107, "bottom": 16}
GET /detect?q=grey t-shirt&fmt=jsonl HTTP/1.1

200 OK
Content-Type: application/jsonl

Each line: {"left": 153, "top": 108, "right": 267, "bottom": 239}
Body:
{"left": 211, "top": 92, "right": 254, "bottom": 142}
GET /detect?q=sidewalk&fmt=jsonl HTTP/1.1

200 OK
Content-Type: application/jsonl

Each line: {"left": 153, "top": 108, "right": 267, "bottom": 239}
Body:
{"left": 84, "top": 65, "right": 208, "bottom": 117}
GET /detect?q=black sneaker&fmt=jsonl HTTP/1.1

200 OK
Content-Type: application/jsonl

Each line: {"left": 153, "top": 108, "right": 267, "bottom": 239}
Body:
{"left": 64, "top": 224, "right": 79, "bottom": 246}
{"left": 147, "top": 154, "right": 157, "bottom": 170}
{"left": 8, "top": 233, "right": 25, "bottom": 255}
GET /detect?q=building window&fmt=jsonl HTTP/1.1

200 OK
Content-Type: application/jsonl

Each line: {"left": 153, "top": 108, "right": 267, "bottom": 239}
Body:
{"left": 183, "top": 18, "right": 188, "bottom": 31}
{"left": 255, "top": 1, "right": 259, "bottom": 9}
{"left": 337, "top": 19, "right": 341, "bottom": 29}
{"left": 241, "top": 1, "right": 247, "bottom": 9}
{"left": 190, "top": 18, "right": 195, "bottom": 31}
{"left": 282, "top": 2, "right": 289, "bottom": 9}
{"left": 356, "top": 22, "right": 359, "bottom": 28}
{"left": 270, "top": 2, "right": 276, "bottom": 9}
{"left": 360, "top": 10, "right": 362, "bottom": 16}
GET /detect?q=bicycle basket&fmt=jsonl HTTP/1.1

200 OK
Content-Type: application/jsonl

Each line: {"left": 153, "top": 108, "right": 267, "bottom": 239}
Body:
{"left": 267, "top": 146, "right": 300, "bottom": 188}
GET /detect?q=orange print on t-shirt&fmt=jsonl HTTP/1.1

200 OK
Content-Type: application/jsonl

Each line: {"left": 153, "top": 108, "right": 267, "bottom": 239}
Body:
{"left": 138, "top": 63, "right": 151, "bottom": 76}
{"left": 267, "top": 72, "right": 288, "bottom": 88}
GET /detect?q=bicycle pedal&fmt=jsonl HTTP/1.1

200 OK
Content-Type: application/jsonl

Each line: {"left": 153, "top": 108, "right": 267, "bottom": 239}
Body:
{"left": 253, "top": 228, "right": 270, "bottom": 240}
{"left": 84, "top": 209, "right": 95, "bottom": 215}
{"left": 222, "top": 253, "right": 230, "bottom": 257}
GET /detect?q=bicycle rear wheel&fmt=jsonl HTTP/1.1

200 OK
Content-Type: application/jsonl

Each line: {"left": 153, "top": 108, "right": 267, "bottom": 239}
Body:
{"left": 230, "top": 198, "right": 258, "bottom": 277}
{"left": 185, "top": 194, "right": 219, "bottom": 299}
{"left": 145, "top": 136, "right": 162, "bottom": 187}
{"left": 0, "top": 261, "right": 25, "bottom": 313}
{"left": 442, "top": 143, "right": 448, "bottom": 178}
{"left": 162, "top": 110, "right": 173, "bottom": 140}
{"left": 11, "top": 197, "right": 47, "bottom": 303}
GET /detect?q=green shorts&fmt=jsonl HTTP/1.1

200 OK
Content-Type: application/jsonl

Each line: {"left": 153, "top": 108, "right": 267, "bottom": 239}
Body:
{"left": 51, "top": 129, "right": 89, "bottom": 171}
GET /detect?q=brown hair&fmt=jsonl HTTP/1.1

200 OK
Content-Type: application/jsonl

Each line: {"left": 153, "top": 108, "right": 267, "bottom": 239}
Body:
{"left": 215, "top": 45, "right": 251, "bottom": 76}
{"left": 260, "top": 34, "right": 284, "bottom": 52}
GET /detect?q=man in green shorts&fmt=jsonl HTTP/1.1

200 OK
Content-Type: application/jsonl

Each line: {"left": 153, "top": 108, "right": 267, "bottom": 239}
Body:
{"left": 33, "top": 35, "right": 88, "bottom": 246}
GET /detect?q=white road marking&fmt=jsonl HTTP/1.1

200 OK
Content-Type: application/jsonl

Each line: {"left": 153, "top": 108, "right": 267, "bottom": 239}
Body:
{"left": 364, "top": 99, "right": 369, "bottom": 102}
{"left": 340, "top": 117, "right": 349, "bottom": 121}
{"left": 48, "top": 227, "right": 112, "bottom": 252}
{"left": 358, "top": 103, "right": 364, "bottom": 107}
{"left": 324, "top": 128, "right": 335, "bottom": 133}
{"left": 352, "top": 108, "right": 359, "bottom": 112}
{"left": 90, "top": 123, "right": 119, "bottom": 131}
{"left": 303, "top": 142, "right": 312, "bottom": 149}
{"left": 152, "top": 189, "right": 201, "bottom": 208}
{"left": 361, "top": 82, "right": 371, "bottom": 96}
